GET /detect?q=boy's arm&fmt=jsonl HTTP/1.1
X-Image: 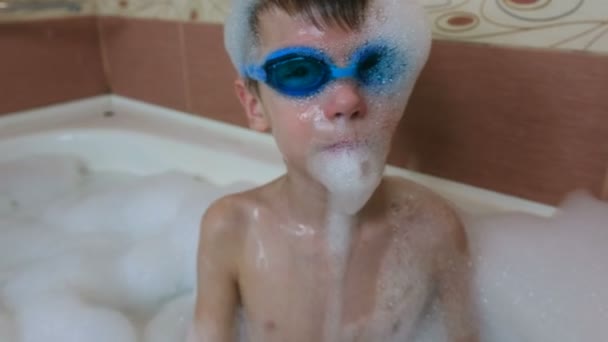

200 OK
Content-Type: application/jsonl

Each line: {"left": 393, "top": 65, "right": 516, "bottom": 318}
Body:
{"left": 435, "top": 211, "right": 479, "bottom": 342}
{"left": 189, "top": 200, "right": 241, "bottom": 342}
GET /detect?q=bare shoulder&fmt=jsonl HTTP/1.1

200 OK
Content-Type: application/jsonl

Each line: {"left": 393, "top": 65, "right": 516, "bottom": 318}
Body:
{"left": 382, "top": 176, "right": 467, "bottom": 249}
{"left": 198, "top": 184, "right": 274, "bottom": 263}
{"left": 383, "top": 176, "right": 459, "bottom": 219}
{"left": 201, "top": 184, "right": 270, "bottom": 237}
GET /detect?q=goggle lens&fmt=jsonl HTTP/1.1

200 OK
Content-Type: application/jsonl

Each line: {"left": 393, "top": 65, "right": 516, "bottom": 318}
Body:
{"left": 246, "top": 44, "right": 403, "bottom": 98}
{"left": 266, "top": 55, "right": 330, "bottom": 97}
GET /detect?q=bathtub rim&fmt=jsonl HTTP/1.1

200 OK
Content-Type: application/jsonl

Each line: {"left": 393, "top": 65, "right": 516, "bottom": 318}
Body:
{"left": 0, "top": 95, "right": 557, "bottom": 217}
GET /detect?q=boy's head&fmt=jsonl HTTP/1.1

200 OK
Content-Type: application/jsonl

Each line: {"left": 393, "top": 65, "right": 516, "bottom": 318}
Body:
{"left": 224, "top": 0, "right": 431, "bottom": 213}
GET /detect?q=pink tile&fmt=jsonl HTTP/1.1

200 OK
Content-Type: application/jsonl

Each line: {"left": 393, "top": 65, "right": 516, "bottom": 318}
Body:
{"left": 390, "top": 41, "right": 608, "bottom": 205}
{"left": 99, "top": 16, "right": 188, "bottom": 112}
{"left": 0, "top": 17, "right": 107, "bottom": 115}
{"left": 182, "top": 22, "right": 247, "bottom": 127}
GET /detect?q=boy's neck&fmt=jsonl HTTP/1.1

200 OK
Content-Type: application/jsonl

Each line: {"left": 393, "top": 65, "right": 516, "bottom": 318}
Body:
{"left": 279, "top": 166, "right": 384, "bottom": 228}
{"left": 281, "top": 169, "right": 332, "bottom": 226}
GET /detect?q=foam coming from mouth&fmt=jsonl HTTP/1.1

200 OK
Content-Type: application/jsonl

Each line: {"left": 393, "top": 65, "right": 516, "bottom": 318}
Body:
{"left": 308, "top": 141, "right": 385, "bottom": 215}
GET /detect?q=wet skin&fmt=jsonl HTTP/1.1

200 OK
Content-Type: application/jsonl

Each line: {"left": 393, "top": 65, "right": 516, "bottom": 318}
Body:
{"left": 192, "top": 176, "right": 477, "bottom": 342}
{"left": 191, "top": 4, "right": 477, "bottom": 342}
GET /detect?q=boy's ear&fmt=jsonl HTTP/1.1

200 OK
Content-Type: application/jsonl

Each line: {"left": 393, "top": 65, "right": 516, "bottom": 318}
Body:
{"left": 235, "top": 79, "right": 270, "bottom": 132}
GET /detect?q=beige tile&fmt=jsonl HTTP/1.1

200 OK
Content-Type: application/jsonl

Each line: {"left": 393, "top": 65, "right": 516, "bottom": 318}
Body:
{"left": 421, "top": 0, "right": 608, "bottom": 55}
{"left": 94, "top": 0, "right": 608, "bottom": 54}
{"left": 97, "top": 0, "right": 190, "bottom": 21}
{"left": 187, "top": 0, "right": 231, "bottom": 23}
{"left": 0, "top": 0, "right": 96, "bottom": 22}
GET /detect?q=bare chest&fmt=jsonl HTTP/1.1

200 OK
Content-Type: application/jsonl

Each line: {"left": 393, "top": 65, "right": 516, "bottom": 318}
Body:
{"left": 238, "top": 221, "right": 438, "bottom": 342}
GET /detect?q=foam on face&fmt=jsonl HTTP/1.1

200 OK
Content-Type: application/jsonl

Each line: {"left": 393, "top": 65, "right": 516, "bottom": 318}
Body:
{"left": 308, "top": 140, "right": 386, "bottom": 215}
{"left": 224, "top": 0, "right": 259, "bottom": 74}
{"left": 224, "top": 0, "right": 431, "bottom": 82}
{"left": 225, "top": 0, "right": 431, "bottom": 213}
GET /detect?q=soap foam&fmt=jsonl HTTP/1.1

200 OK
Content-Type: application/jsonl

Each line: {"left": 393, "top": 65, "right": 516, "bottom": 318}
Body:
{"left": 0, "top": 155, "right": 254, "bottom": 341}
{"left": 224, "top": 0, "right": 259, "bottom": 73}
{"left": 224, "top": 0, "right": 431, "bottom": 82}
{"left": 143, "top": 293, "right": 194, "bottom": 342}
{"left": 467, "top": 191, "right": 608, "bottom": 342}
{"left": 14, "top": 293, "right": 137, "bottom": 342}
{"left": 308, "top": 146, "right": 384, "bottom": 215}
{"left": 0, "top": 309, "right": 16, "bottom": 342}
{"left": 1, "top": 153, "right": 607, "bottom": 341}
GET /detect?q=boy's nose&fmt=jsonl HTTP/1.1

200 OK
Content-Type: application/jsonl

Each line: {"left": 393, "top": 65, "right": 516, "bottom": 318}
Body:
{"left": 324, "top": 83, "right": 367, "bottom": 121}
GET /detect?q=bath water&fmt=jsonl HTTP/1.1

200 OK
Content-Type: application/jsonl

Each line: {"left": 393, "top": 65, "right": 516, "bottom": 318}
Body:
{"left": 1, "top": 155, "right": 607, "bottom": 341}
{"left": 464, "top": 191, "right": 608, "bottom": 342}
{"left": 0, "top": 155, "right": 252, "bottom": 342}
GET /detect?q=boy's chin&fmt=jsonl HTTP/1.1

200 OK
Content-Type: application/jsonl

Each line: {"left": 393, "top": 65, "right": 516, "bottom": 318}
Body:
{"left": 308, "top": 146, "right": 387, "bottom": 215}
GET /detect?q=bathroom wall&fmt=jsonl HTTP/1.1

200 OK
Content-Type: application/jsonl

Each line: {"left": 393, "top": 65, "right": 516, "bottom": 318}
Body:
{"left": 95, "top": 0, "right": 608, "bottom": 205}
{"left": 1, "top": 0, "right": 607, "bottom": 205}
{"left": 0, "top": 0, "right": 106, "bottom": 114}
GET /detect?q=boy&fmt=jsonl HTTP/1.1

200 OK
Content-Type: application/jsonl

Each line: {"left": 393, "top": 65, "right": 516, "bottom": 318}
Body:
{"left": 190, "top": 0, "right": 478, "bottom": 341}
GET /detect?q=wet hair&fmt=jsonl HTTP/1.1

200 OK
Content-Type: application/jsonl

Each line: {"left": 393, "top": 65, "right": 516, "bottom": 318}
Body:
{"left": 250, "top": 0, "right": 370, "bottom": 34}
{"left": 245, "top": 0, "right": 371, "bottom": 93}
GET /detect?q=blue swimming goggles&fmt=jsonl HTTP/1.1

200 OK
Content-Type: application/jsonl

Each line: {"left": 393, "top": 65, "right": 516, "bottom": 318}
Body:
{"left": 243, "top": 43, "right": 405, "bottom": 98}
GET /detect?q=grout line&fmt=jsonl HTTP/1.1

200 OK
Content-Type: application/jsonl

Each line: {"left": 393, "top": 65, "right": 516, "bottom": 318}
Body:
{"left": 601, "top": 164, "right": 608, "bottom": 201}
{"left": 96, "top": 15, "right": 113, "bottom": 93}
{"left": 177, "top": 22, "right": 192, "bottom": 113}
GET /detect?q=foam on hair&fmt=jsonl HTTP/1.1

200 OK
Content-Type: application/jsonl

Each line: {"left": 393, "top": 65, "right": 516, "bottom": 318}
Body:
{"left": 224, "top": 0, "right": 431, "bottom": 77}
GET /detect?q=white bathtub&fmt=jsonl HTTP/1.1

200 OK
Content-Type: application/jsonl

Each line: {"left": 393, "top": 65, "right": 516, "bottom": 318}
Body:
{"left": 0, "top": 95, "right": 555, "bottom": 217}
{"left": 2, "top": 96, "right": 605, "bottom": 342}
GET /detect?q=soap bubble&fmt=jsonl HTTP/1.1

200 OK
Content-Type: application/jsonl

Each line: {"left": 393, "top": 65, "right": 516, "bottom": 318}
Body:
{"left": 143, "top": 294, "right": 194, "bottom": 342}
{"left": 467, "top": 191, "right": 608, "bottom": 341}
{"left": 14, "top": 293, "right": 137, "bottom": 342}
{"left": 0, "top": 156, "right": 253, "bottom": 341}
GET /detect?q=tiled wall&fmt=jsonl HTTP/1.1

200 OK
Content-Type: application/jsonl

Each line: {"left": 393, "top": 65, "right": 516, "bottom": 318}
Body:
{"left": 424, "top": 0, "right": 608, "bottom": 55}
{"left": 0, "top": 0, "right": 97, "bottom": 21}
{"left": 4, "top": 0, "right": 606, "bottom": 54}
{"left": 98, "top": 0, "right": 608, "bottom": 55}
{"left": 392, "top": 41, "right": 608, "bottom": 205}
{"left": 1, "top": 0, "right": 608, "bottom": 205}
{"left": 0, "top": 16, "right": 107, "bottom": 114}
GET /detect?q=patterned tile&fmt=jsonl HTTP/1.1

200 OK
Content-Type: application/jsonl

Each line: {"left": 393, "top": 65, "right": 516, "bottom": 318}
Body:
{"left": 97, "top": 0, "right": 190, "bottom": 21}
{"left": 96, "top": 0, "right": 230, "bottom": 22}
{"left": 97, "top": 0, "right": 607, "bottom": 54}
{"left": 187, "top": 0, "right": 230, "bottom": 23}
{"left": 0, "top": 0, "right": 96, "bottom": 22}
{"left": 421, "top": 0, "right": 608, "bottom": 54}
{"left": 2, "top": 0, "right": 607, "bottom": 54}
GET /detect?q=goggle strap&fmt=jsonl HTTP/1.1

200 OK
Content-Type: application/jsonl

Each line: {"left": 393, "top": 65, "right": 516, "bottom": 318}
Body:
{"left": 331, "top": 65, "right": 358, "bottom": 80}
{"left": 242, "top": 65, "right": 267, "bottom": 82}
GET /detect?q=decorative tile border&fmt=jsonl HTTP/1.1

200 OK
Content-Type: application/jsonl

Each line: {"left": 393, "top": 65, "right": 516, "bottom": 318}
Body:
{"left": 93, "top": 0, "right": 608, "bottom": 54}
{"left": 1, "top": 0, "right": 607, "bottom": 54}
{"left": 0, "top": 0, "right": 97, "bottom": 22}
{"left": 421, "top": 0, "right": 608, "bottom": 54}
{"left": 96, "top": 0, "right": 229, "bottom": 23}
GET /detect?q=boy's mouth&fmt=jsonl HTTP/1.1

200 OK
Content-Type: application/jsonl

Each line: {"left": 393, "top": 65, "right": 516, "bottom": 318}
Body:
{"left": 324, "top": 140, "right": 364, "bottom": 152}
